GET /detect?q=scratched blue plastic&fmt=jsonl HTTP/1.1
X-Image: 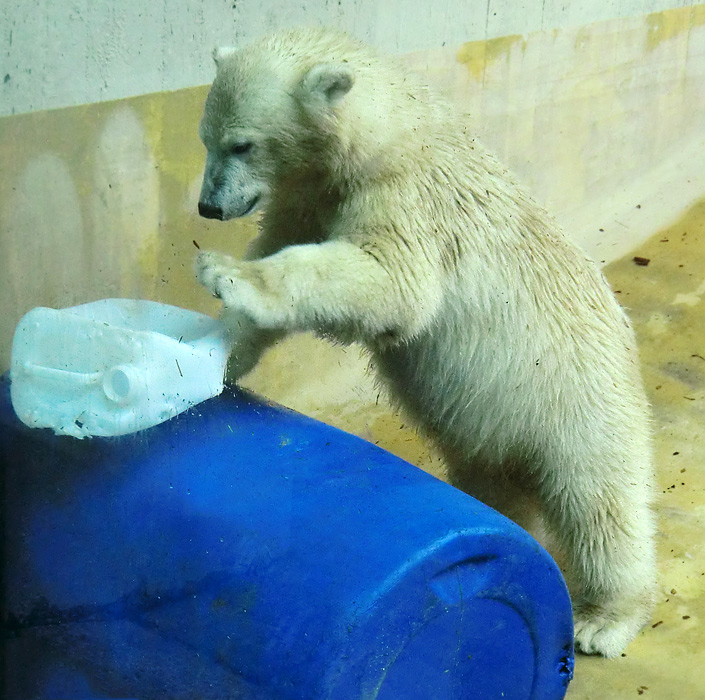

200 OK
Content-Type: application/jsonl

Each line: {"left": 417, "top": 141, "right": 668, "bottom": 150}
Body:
{"left": 0, "top": 373, "right": 574, "bottom": 700}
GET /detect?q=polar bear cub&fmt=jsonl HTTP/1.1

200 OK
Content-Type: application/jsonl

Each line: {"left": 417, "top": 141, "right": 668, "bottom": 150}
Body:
{"left": 194, "top": 27, "right": 656, "bottom": 658}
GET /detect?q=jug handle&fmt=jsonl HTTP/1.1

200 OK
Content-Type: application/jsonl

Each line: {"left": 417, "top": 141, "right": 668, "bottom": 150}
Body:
{"left": 18, "top": 362, "right": 102, "bottom": 386}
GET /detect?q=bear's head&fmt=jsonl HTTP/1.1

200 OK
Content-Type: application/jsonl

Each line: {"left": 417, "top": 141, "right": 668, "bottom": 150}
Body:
{"left": 197, "top": 28, "right": 414, "bottom": 221}
{"left": 198, "top": 32, "right": 362, "bottom": 221}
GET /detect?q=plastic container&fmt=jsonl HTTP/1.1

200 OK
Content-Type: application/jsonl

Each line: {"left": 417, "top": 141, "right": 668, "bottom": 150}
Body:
{"left": 9, "top": 299, "right": 229, "bottom": 438}
{"left": 0, "top": 373, "right": 574, "bottom": 700}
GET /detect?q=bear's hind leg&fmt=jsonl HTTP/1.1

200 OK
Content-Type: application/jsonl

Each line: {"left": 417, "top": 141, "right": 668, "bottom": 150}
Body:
{"left": 446, "top": 456, "right": 543, "bottom": 536}
{"left": 538, "top": 457, "right": 657, "bottom": 658}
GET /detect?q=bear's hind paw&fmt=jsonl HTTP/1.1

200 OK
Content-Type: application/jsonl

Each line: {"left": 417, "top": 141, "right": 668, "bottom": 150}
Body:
{"left": 574, "top": 605, "right": 650, "bottom": 658}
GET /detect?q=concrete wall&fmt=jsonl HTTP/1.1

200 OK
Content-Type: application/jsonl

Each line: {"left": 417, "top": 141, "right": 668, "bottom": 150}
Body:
{"left": 1, "top": 0, "right": 698, "bottom": 116}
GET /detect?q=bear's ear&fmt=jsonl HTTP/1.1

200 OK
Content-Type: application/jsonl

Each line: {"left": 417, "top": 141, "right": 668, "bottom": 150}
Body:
{"left": 212, "top": 46, "right": 237, "bottom": 67}
{"left": 301, "top": 63, "right": 354, "bottom": 107}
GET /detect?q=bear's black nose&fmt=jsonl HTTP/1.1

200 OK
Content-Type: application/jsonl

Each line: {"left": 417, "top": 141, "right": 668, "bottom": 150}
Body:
{"left": 198, "top": 202, "right": 224, "bottom": 220}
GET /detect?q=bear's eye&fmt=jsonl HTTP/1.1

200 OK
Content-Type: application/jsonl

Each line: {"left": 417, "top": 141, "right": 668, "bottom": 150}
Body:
{"left": 229, "top": 142, "right": 253, "bottom": 157}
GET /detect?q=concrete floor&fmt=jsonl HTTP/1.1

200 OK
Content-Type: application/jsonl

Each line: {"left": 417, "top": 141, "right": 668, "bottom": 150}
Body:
{"left": 242, "top": 197, "right": 705, "bottom": 698}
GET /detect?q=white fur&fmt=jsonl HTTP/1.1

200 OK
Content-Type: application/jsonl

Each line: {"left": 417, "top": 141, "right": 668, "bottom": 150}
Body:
{"left": 212, "top": 45, "right": 237, "bottom": 64}
{"left": 194, "top": 27, "right": 657, "bottom": 657}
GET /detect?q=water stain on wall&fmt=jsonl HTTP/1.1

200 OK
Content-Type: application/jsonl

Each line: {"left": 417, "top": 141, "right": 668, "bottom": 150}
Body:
{"left": 456, "top": 34, "right": 526, "bottom": 82}
{"left": 4, "top": 151, "right": 87, "bottom": 301}
{"left": 0, "top": 153, "right": 87, "bottom": 368}
{"left": 645, "top": 5, "right": 705, "bottom": 52}
{"left": 91, "top": 105, "right": 159, "bottom": 299}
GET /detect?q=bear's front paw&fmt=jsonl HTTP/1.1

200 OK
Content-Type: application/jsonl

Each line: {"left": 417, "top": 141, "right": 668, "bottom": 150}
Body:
{"left": 195, "top": 250, "right": 240, "bottom": 300}
{"left": 194, "top": 250, "right": 286, "bottom": 328}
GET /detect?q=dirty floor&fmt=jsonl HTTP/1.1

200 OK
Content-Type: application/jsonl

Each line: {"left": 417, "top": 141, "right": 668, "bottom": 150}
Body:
{"left": 242, "top": 198, "right": 705, "bottom": 699}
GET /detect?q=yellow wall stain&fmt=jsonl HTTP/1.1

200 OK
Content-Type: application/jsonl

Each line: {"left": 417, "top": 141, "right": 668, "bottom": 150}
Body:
{"left": 572, "top": 24, "right": 592, "bottom": 52}
{"left": 694, "top": 3, "right": 705, "bottom": 28}
{"left": 645, "top": 4, "right": 705, "bottom": 52}
{"left": 135, "top": 86, "right": 210, "bottom": 185}
{"left": 137, "top": 95, "right": 165, "bottom": 171}
{"left": 137, "top": 232, "right": 161, "bottom": 299}
{"left": 456, "top": 34, "right": 525, "bottom": 81}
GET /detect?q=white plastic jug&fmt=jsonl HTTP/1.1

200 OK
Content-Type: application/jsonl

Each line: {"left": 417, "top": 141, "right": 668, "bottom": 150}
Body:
{"left": 10, "top": 299, "right": 230, "bottom": 438}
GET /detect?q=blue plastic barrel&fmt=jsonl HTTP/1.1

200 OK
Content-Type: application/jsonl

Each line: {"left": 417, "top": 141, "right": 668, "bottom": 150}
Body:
{"left": 0, "top": 373, "right": 574, "bottom": 700}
